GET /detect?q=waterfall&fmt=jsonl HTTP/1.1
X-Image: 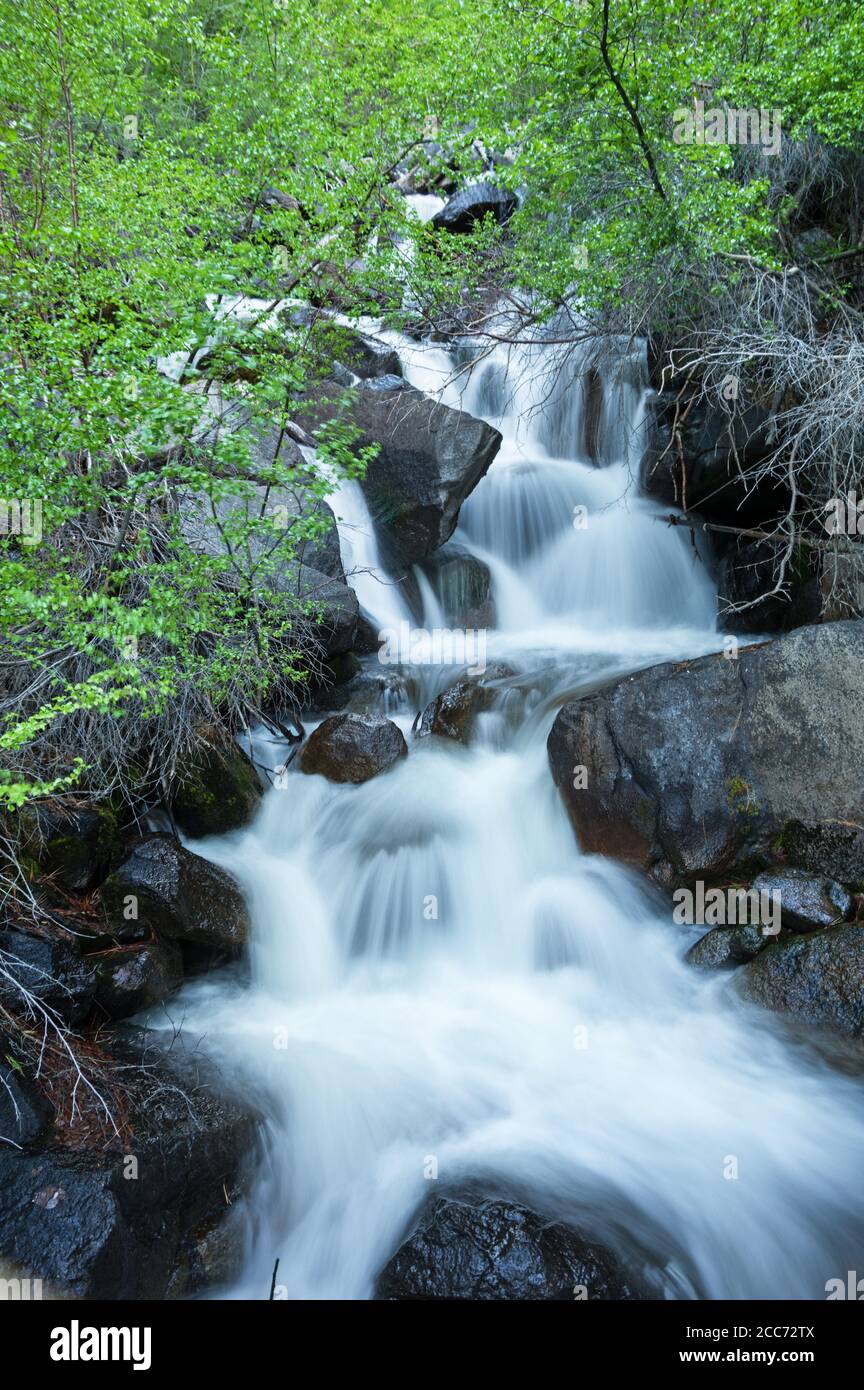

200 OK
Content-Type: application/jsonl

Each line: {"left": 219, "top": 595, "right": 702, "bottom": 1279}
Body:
{"left": 151, "top": 320, "right": 864, "bottom": 1301}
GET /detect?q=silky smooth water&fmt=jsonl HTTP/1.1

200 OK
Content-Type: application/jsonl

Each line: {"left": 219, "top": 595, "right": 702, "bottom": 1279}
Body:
{"left": 153, "top": 323, "right": 864, "bottom": 1300}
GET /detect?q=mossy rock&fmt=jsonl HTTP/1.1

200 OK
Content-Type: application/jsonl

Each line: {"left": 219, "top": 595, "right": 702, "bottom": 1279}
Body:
{"left": 20, "top": 801, "right": 119, "bottom": 893}
{"left": 170, "top": 740, "right": 262, "bottom": 839}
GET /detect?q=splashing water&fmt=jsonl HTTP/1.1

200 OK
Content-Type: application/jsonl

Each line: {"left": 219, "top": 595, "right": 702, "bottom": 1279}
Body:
{"left": 152, "top": 319, "right": 864, "bottom": 1301}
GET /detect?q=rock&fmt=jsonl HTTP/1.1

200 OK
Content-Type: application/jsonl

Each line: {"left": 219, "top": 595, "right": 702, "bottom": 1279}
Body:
{"left": 0, "top": 1038, "right": 53, "bottom": 1149}
{"left": 329, "top": 325, "right": 402, "bottom": 380}
{"left": 417, "top": 666, "right": 514, "bottom": 743}
{"left": 0, "top": 1030, "right": 259, "bottom": 1298}
{"left": 642, "top": 388, "right": 784, "bottom": 527}
{"left": 100, "top": 836, "right": 250, "bottom": 949}
{"left": 178, "top": 474, "right": 345, "bottom": 583}
{"left": 296, "top": 383, "right": 501, "bottom": 567}
{"left": 92, "top": 941, "right": 184, "bottom": 1019}
{"left": 778, "top": 821, "right": 864, "bottom": 891}
{"left": 171, "top": 736, "right": 261, "bottom": 838}
{"left": 375, "top": 1195, "right": 645, "bottom": 1300}
{"left": 750, "top": 868, "right": 853, "bottom": 932}
{"left": 0, "top": 925, "right": 95, "bottom": 1024}
{"left": 717, "top": 539, "right": 821, "bottom": 635}
{"left": 418, "top": 546, "right": 495, "bottom": 628}
{"left": 299, "top": 713, "right": 408, "bottom": 783}
{"left": 736, "top": 926, "right": 864, "bottom": 1038}
{"left": 547, "top": 621, "right": 864, "bottom": 888}
{"left": 430, "top": 183, "right": 518, "bottom": 234}
{"left": 685, "top": 925, "right": 769, "bottom": 971}
{"left": 20, "top": 801, "right": 118, "bottom": 893}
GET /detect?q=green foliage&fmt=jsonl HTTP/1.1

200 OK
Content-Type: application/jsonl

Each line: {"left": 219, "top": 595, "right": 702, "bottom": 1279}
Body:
{"left": 0, "top": 0, "right": 861, "bottom": 811}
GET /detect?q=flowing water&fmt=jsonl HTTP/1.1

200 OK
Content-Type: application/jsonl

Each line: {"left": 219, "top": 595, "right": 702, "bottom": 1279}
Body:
{"left": 152, "top": 317, "right": 864, "bottom": 1301}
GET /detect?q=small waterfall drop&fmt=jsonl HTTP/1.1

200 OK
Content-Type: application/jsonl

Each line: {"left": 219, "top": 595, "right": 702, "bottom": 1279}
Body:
{"left": 152, "top": 314, "right": 864, "bottom": 1302}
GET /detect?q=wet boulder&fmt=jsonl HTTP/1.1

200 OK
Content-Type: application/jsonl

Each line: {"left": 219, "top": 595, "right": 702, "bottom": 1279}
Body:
{"left": 296, "top": 383, "right": 501, "bottom": 567}
{"left": 418, "top": 545, "right": 495, "bottom": 628}
{"left": 299, "top": 713, "right": 408, "bottom": 783}
{"left": 685, "top": 925, "right": 769, "bottom": 971}
{"left": 736, "top": 925, "right": 864, "bottom": 1038}
{"left": 430, "top": 183, "right": 518, "bottom": 234}
{"left": 91, "top": 940, "right": 184, "bottom": 1020}
{"left": 0, "top": 1038, "right": 54, "bottom": 1149}
{"left": 171, "top": 736, "right": 262, "bottom": 838}
{"left": 329, "top": 325, "right": 402, "bottom": 381}
{"left": 716, "top": 539, "right": 821, "bottom": 635}
{"left": 417, "top": 666, "right": 514, "bottom": 743}
{"left": 0, "top": 1031, "right": 259, "bottom": 1298}
{"left": 100, "top": 836, "right": 250, "bottom": 949}
{"left": 20, "top": 801, "right": 119, "bottom": 893}
{"left": 548, "top": 621, "right": 864, "bottom": 889}
{"left": 375, "top": 1195, "right": 645, "bottom": 1300}
{"left": 750, "top": 868, "right": 853, "bottom": 933}
{"left": 642, "top": 388, "right": 782, "bottom": 527}
{"left": 0, "top": 925, "right": 95, "bottom": 1025}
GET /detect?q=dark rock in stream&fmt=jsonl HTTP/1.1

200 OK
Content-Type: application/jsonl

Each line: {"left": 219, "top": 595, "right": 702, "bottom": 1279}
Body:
{"left": 0, "top": 1036, "right": 54, "bottom": 1149}
{"left": 430, "top": 183, "right": 518, "bottom": 234}
{"left": 736, "top": 925, "right": 864, "bottom": 1038}
{"left": 548, "top": 621, "right": 864, "bottom": 889}
{"left": 375, "top": 1195, "right": 646, "bottom": 1300}
{"left": 296, "top": 382, "right": 501, "bottom": 567}
{"left": 417, "top": 665, "right": 515, "bottom": 743}
{"left": 100, "top": 835, "right": 250, "bottom": 949}
{"left": 0, "top": 1031, "right": 260, "bottom": 1298}
{"left": 686, "top": 925, "right": 769, "bottom": 971}
{"left": 300, "top": 712, "right": 408, "bottom": 783}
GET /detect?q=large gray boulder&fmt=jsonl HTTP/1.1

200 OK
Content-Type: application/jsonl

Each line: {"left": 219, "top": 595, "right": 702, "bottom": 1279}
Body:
{"left": 547, "top": 622, "right": 864, "bottom": 888}
{"left": 736, "top": 926, "right": 864, "bottom": 1038}
{"left": 296, "top": 383, "right": 501, "bottom": 567}
{"left": 375, "top": 1194, "right": 646, "bottom": 1300}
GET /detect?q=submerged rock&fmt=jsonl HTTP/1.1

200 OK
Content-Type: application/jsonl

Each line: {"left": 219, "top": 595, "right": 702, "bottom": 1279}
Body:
{"left": 375, "top": 1195, "right": 645, "bottom": 1300}
{"left": 100, "top": 836, "right": 250, "bottom": 948}
{"left": 417, "top": 545, "right": 495, "bottom": 628}
{"left": 299, "top": 712, "right": 407, "bottom": 783}
{"left": 417, "top": 665, "right": 515, "bottom": 743}
{"left": 736, "top": 925, "right": 864, "bottom": 1038}
{"left": 548, "top": 621, "right": 864, "bottom": 889}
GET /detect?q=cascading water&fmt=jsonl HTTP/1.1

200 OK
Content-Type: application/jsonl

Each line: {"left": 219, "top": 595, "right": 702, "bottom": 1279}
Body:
{"left": 151, "top": 319, "right": 864, "bottom": 1300}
